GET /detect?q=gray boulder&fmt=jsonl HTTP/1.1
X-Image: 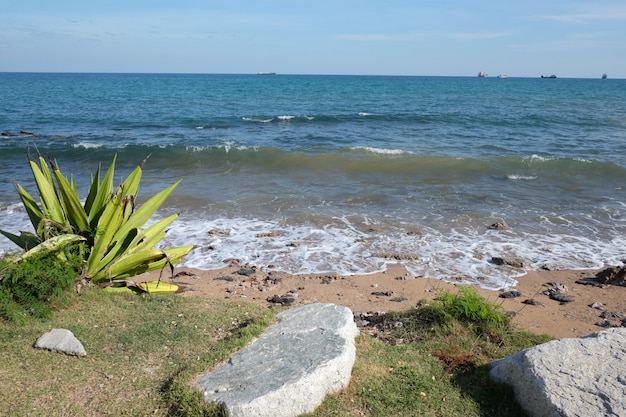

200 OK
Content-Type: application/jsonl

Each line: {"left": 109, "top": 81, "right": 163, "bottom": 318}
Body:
{"left": 196, "top": 303, "right": 359, "bottom": 417}
{"left": 33, "top": 328, "right": 87, "bottom": 356}
{"left": 489, "top": 328, "right": 626, "bottom": 417}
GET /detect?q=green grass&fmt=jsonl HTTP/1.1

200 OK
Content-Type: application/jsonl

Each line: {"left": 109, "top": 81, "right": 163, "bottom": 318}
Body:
{"left": 0, "top": 287, "right": 275, "bottom": 416}
{"left": 0, "top": 257, "right": 553, "bottom": 417}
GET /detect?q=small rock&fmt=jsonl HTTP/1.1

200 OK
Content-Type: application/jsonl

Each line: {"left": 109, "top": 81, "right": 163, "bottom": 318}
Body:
{"left": 33, "top": 328, "right": 87, "bottom": 356}
{"left": 267, "top": 291, "right": 299, "bottom": 306}
{"left": 549, "top": 292, "right": 575, "bottom": 303}
{"left": 235, "top": 268, "right": 256, "bottom": 276}
{"left": 173, "top": 270, "right": 198, "bottom": 279}
{"left": 600, "top": 311, "right": 625, "bottom": 320}
{"left": 208, "top": 228, "right": 230, "bottom": 236}
{"left": 499, "top": 290, "right": 522, "bottom": 299}
{"left": 541, "top": 282, "right": 568, "bottom": 295}
{"left": 522, "top": 298, "right": 545, "bottom": 306}
{"left": 371, "top": 291, "right": 395, "bottom": 297}
{"left": 214, "top": 276, "right": 235, "bottom": 282}
{"left": 255, "top": 231, "right": 282, "bottom": 238}
{"left": 589, "top": 301, "right": 604, "bottom": 310}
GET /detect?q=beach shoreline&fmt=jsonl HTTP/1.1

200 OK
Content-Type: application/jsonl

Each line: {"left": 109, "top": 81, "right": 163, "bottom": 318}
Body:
{"left": 140, "top": 263, "right": 626, "bottom": 339}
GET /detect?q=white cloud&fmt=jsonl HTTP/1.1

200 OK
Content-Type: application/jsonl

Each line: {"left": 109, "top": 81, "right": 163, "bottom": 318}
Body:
{"left": 537, "top": 4, "right": 626, "bottom": 24}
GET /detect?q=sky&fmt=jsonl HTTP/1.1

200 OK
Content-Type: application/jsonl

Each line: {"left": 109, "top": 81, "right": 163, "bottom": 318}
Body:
{"left": 1, "top": 1, "right": 625, "bottom": 78}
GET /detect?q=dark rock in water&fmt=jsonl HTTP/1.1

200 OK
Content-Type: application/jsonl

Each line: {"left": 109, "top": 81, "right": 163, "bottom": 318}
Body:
{"left": 499, "top": 290, "right": 522, "bottom": 299}
{"left": 1, "top": 130, "right": 37, "bottom": 137}
{"left": 255, "top": 231, "right": 282, "bottom": 238}
{"left": 491, "top": 256, "right": 529, "bottom": 268}
{"left": 372, "top": 252, "right": 420, "bottom": 261}
{"left": 207, "top": 228, "right": 230, "bottom": 236}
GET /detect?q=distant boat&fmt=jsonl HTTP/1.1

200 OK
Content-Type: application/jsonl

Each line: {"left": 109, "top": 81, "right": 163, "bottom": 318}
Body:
{"left": 257, "top": 72, "right": 276, "bottom": 75}
{"left": 497, "top": 74, "right": 507, "bottom": 79}
{"left": 541, "top": 74, "right": 557, "bottom": 79}
{"left": 602, "top": 73, "right": 608, "bottom": 79}
{"left": 478, "top": 71, "right": 487, "bottom": 78}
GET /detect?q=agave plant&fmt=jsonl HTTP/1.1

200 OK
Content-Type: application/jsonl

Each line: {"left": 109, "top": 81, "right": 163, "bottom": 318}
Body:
{"left": 0, "top": 154, "right": 193, "bottom": 283}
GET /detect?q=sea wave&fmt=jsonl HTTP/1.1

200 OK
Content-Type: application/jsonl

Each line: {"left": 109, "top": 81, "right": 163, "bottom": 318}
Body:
{"left": 3, "top": 140, "right": 626, "bottom": 184}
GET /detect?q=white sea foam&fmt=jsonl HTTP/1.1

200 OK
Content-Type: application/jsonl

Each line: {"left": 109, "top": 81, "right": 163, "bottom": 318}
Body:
{"left": 2, "top": 204, "right": 624, "bottom": 291}
{"left": 507, "top": 174, "right": 537, "bottom": 181}
{"left": 219, "top": 141, "right": 254, "bottom": 152}
{"left": 523, "top": 154, "right": 550, "bottom": 162}
{"left": 350, "top": 146, "right": 409, "bottom": 155}
{"left": 185, "top": 145, "right": 210, "bottom": 152}
{"left": 277, "top": 115, "right": 295, "bottom": 121}
{"left": 73, "top": 142, "right": 103, "bottom": 149}
{"left": 154, "top": 213, "right": 626, "bottom": 290}
{"left": 242, "top": 117, "right": 273, "bottom": 123}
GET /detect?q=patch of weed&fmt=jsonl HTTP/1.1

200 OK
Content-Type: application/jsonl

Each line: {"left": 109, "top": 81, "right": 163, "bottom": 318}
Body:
{"left": 0, "top": 244, "right": 84, "bottom": 323}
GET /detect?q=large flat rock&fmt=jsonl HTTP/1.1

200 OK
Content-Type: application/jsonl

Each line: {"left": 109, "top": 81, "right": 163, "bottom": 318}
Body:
{"left": 490, "top": 328, "right": 626, "bottom": 417}
{"left": 196, "top": 303, "right": 359, "bottom": 417}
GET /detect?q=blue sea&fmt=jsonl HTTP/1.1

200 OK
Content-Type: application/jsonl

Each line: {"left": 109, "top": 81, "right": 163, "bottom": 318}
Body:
{"left": 1, "top": 73, "right": 625, "bottom": 289}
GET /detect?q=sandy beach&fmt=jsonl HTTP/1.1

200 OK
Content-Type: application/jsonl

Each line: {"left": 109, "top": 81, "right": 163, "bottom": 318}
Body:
{"left": 141, "top": 263, "right": 626, "bottom": 339}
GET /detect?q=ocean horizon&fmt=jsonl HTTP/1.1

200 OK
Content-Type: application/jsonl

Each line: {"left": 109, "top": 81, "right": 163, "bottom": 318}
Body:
{"left": 1, "top": 73, "right": 625, "bottom": 289}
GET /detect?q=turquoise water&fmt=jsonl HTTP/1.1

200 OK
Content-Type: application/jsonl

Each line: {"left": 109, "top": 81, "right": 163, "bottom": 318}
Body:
{"left": 1, "top": 73, "right": 625, "bottom": 288}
